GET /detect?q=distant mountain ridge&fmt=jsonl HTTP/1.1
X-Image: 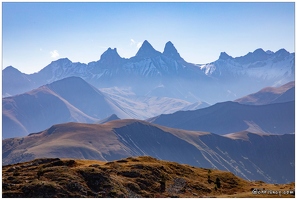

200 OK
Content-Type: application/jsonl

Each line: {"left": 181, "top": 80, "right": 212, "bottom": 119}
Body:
{"left": 148, "top": 100, "right": 294, "bottom": 135}
{"left": 3, "top": 76, "right": 201, "bottom": 139}
{"left": 2, "top": 77, "right": 121, "bottom": 138}
{"left": 234, "top": 81, "right": 295, "bottom": 105}
{"left": 147, "top": 81, "right": 295, "bottom": 135}
{"left": 3, "top": 41, "right": 294, "bottom": 104}
{"left": 200, "top": 48, "right": 294, "bottom": 79}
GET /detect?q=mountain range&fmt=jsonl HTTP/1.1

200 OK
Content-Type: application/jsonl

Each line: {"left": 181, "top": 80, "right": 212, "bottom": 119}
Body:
{"left": 2, "top": 40, "right": 295, "bottom": 186}
{"left": 148, "top": 81, "right": 294, "bottom": 134}
{"left": 3, "top": 76, "right": 204, "bottom": 139}
{"left": 3, "top": 119, "right": 294, "bottom": 184}
{"left": 3, "top": 77, "right": 293, "bottom": 139}
{"left": 3, "top": 41, "right": 295, "bottom": 104}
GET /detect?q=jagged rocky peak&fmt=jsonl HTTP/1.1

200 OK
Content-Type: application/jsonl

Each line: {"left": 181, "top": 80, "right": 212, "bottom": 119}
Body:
{"left": 100, "top": 47, "right": 122, "bottom": 61}
{"left": 163, "top": 41, "right": 182, "bottom": 60}
{"left": 135, "top": 40, "right": 161, "bottom": 58}
{"left": 219, "top": 52, "right": 233, "bottom": 60}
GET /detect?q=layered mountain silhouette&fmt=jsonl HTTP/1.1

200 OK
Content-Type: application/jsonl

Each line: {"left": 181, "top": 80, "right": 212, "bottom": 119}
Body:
{"left": 3, "top": 119, "right": 294, "bottom": 184}
{"left": 148, "top": 100, "right": 294, "bottom": 135}
{"left": 3, "top": 76, "right": 201, "bottom": 139}
{"left": 3, "top": 41, "right": 294, "bottom": 104}
{"left": 2, "top": 41, "right": 295, "bottom": 186}
{"left": 3, "top": 78, "right": 294, "bottom": 139}
{"left": 2, "top": 66, "right": 37, "bottom": 97}
{"left": 148, "top": 80, "right": 295, "bottom": 135}
{"left": 2, "top": 77, "right": 130, "bottom": 138}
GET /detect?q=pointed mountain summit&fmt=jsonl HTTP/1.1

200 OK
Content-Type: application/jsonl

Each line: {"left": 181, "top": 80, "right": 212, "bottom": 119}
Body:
{"left": 135, "top": 40, "right": 161, "bottom": 58}
{"left": 2, "top": 76, "right": 132, "bottom": 138}
{"left": 252, "top": 48, "right": 269, "bottom": 60}
{"left": 3, "top": 66, "right": 22, "bottom": 74}
{"left": 163, "top": 41, "right": 183, "bottom": 60}
{"left": 100, "top": 48, "right": 122, "bottom": 62}
{"left": 97, "top": 48, "right": 124, "bottom": 70}
{"left": 37, "top": 57, "right": 73, "bottom": 75}
{"left": 219, "top": 52, "right": 233, "bottom": 60}
{"left": 97, "top": 114, "right": 120, "bottom": 124}
{"left": 2, "top": 66, "right": 36, "bottom": 97}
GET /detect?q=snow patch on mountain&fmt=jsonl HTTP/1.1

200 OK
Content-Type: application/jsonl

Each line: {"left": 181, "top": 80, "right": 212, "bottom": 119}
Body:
{"left": 199, "top": 49, "right": 294, "bottom": 81}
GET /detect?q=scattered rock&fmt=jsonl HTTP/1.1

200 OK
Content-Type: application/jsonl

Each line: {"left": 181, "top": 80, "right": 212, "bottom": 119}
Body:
{"left": 118, "top": 170, "right": 142, "bottom": 178}
{"left": 116, "top": 159, "right": 129, "bottom": 163}
{"left": 89, "top": 164, "right": 100, "bottom": 168}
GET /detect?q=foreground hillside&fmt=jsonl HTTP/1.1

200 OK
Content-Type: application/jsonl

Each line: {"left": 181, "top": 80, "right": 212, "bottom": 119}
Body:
{"left": 3, "top": 119, "right": 294, "bottom": 184}
{"left": 2, "top": 156, "right": 295, "bottom": 198}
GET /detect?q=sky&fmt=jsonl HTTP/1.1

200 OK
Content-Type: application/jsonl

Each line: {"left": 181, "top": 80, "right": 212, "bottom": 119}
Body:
{"left": 2, "top": 2, "right": 295, "bottom": 74}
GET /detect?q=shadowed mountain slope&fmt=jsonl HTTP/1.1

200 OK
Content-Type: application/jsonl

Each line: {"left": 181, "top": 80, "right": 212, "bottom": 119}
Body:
{"left": 2, "top": 86, "right": 96, "bottom": 139}
{"left": 3, "top": 76, "right": 208, "bottom": 138}
{"left": 2, "top": 66, "right": 36, "bottom": 97}
{"left": 2, "top": 77, "right": 129, "bottom": 139}
{"left": 148, "top": 100, "right": 294, "bottom": 135}
{"left": 2, "top": 119, "right": 294, "bottom": 184}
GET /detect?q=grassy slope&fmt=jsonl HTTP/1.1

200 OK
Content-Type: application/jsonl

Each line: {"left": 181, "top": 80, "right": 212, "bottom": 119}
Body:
{"left": 2, "top": 156, "right": 295, "bottom": 198}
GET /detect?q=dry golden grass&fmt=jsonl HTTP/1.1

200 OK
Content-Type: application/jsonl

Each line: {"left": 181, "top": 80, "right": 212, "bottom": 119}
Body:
{"left": 2, "top": 156, "right": 295, "bottom": 198}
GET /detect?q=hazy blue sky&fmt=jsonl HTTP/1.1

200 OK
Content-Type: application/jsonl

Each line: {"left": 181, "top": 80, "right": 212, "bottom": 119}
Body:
{"left": 3, "top": 2, "right": 295, "bottom": 74}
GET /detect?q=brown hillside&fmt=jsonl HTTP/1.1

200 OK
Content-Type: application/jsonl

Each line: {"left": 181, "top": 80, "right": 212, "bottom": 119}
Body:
{"left": 2, "top": 156, "right": 295, "bottom": 198}
{"left": 234, "top": 81, "right": 294, "bottom": 105}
